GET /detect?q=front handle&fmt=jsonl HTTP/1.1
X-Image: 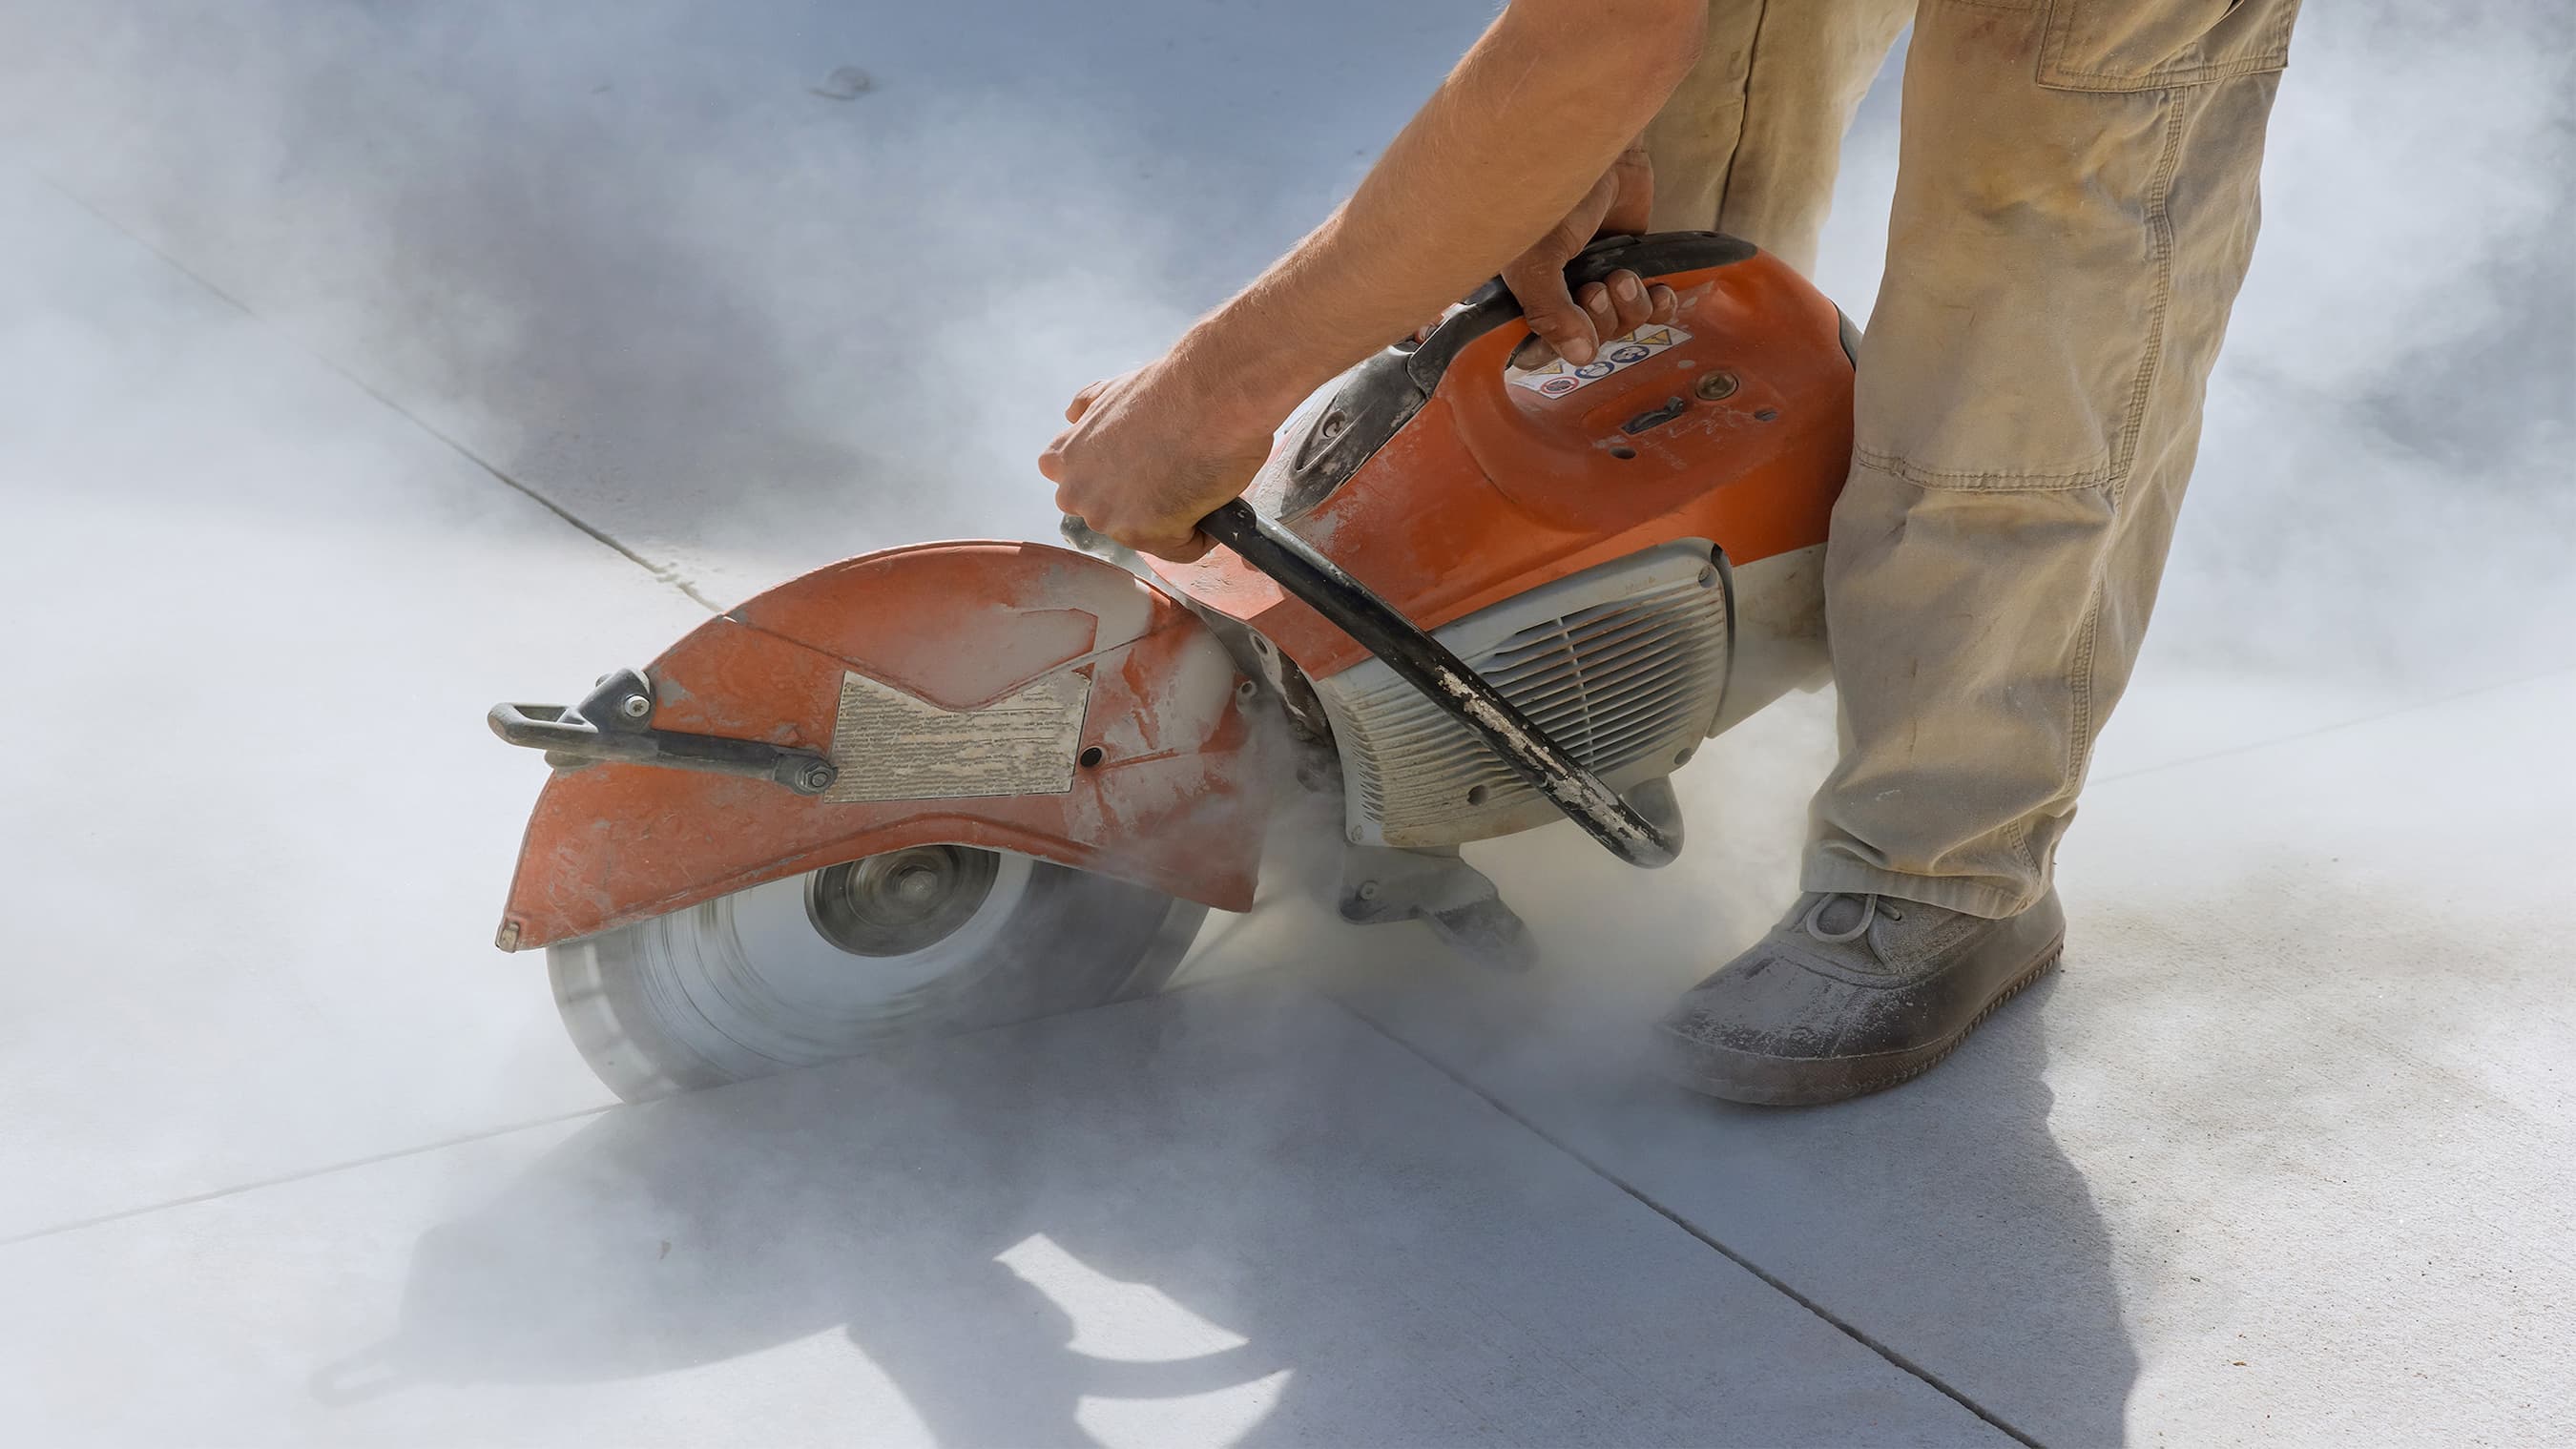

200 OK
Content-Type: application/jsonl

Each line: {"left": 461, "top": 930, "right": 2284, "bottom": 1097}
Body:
{"left": 488, "top": 669, "right": 841, "bottom": 797}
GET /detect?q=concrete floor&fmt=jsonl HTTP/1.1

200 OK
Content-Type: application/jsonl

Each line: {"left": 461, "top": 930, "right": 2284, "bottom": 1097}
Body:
{"left": 4, "top": 4, "right": 2569, "bottom": 1445}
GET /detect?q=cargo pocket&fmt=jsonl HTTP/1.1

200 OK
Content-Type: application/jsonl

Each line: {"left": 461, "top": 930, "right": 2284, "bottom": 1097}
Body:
{"left": 2038, "top": 0, "right": 2297, "bottom": 93}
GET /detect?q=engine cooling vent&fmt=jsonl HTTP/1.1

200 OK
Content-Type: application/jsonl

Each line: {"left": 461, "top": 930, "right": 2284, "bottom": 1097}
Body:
{"left": 1313, "top": 541, "right": 1731, "bottom": 849}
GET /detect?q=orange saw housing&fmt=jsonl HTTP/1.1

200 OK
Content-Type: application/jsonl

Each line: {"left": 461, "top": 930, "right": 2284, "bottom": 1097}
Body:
{"left": 1148, "top": 236, "right": 1853, "bottom": 683}
{"left": 494, "top": 234, "right": 1853, "bottom": 950}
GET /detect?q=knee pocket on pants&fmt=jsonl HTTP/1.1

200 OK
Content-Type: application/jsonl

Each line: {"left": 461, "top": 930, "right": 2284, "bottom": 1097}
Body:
{"left": 1851, "top": 296, "right": 2145, "bottom": 493}
{"left": 1864, "top": 2, "right": 2291, "bottom": 491}
{"left": 2037, "top": 0, "right": 2298, "bottom": 93}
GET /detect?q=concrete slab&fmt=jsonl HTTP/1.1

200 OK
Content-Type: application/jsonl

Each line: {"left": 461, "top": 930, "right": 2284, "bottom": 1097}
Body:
{"left": 0, "top": 983, "right": 2008, "bottom": 1448}
{"left": 0, "top": 169, "right": 711, "bottom": 1238}
{"left": 4, "top": 5, "right": 2565, "bottom": 1444}
{"left": 1321, "top": 672, "right": 2576, "bottom": 1446}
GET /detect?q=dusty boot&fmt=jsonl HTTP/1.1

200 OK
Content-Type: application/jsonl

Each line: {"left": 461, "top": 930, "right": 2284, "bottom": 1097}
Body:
{"left": 1654, "top": 890, "right": 2065, "bottom": 1106}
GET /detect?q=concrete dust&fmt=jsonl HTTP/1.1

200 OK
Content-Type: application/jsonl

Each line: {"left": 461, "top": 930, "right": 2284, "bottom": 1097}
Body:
{"left": 0, "top": 1, "right": 2566, "bottom": 1442}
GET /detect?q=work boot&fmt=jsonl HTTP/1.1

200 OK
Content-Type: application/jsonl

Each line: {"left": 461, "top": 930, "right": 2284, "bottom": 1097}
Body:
{"left": 1654, "top": 889, "right": 2065, "bottom": 1106}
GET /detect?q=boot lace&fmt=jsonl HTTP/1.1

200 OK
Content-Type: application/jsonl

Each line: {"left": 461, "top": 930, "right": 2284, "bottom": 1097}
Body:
{"left": 1802, "top": 892, "right": 1902, "bottom": 944}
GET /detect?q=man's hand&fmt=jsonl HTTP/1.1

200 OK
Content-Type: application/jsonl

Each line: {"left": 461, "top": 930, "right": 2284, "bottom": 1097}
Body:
{"left": 1041, "top": 360, "right": 1277, "bottom": 563}
{"left": 1502, "top": 146, "right": 1677, "bottom": 369}
{"left": 1034, "top": 0, "right": 1706, "bottom": 563}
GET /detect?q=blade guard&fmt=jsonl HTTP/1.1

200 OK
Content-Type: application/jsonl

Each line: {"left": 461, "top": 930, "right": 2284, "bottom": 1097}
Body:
{"left": 495, "top": 541, "right": 1274, "bottom": 952}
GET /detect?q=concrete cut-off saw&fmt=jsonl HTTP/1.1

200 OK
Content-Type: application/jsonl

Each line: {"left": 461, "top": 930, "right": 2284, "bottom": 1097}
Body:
{"left": 489, "top": 233, "right": 1855, "bottom": 1100}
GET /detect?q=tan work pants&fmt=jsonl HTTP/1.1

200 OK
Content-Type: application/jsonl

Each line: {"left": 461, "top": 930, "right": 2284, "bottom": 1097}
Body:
{"left": 1649, "top": 0, "right": 2301, "bottom": 918}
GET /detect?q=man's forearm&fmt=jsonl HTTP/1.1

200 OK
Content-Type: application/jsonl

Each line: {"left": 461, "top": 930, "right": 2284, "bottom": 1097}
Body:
{"left": 1180, "top": 0, "right": 1707, "bottom": 426}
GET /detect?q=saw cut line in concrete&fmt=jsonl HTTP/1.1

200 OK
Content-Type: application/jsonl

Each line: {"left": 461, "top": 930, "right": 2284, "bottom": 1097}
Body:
{"left": 0, "top": 1104, "right": 621, "bottom": 1252}
{"left": 33, "top": 173, "right": 725, "bottom": 615}
{"left": 1319, "top": 993, "right": 2048, "bottom": 1449}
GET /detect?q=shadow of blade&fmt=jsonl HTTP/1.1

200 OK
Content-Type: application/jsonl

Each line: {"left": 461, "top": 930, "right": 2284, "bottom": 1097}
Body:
{"left": 329, "top": 972, "right": 2034, "bottom": 1446}
{"left": 325, "top": 991, "right": 1323, "bottom": 1445}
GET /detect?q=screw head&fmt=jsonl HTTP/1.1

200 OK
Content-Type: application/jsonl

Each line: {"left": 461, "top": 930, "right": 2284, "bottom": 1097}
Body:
{"left": 1693, "top": 370, "right": 1739, "bottom": 402}
{"left": 1358, "top": 880, "right": 1381, "bottom": 901}
{"left": 619, "top": 693, "right": 653, "bottom": 719}
{"left": 800, "top": 763, "right": 836, "bottom": 792}
{"left": 1236, "top": 679, "right": 1258, "bottom": 700}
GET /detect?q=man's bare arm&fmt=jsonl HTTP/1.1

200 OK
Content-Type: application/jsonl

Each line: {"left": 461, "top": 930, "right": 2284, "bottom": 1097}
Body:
{"left": 1201, "top": 0, "right": 1708, "bottom": 419}
{"left": 1044, "top": 0, "right": 1708, "bottom": 560}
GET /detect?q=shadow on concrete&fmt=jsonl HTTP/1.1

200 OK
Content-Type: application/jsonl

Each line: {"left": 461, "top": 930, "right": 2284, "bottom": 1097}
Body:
{"left": 312, "top": 949, "right": 2129, "bottom": 1445}
{"left": 1670, "top": 972, "right": 2143, "bottom": 1447}
{"left": 1318, "top": 956, "right": 2144, "bottom": 1446}
{"left": 311, "top": 996, "right": 1321, "bottom": 1444}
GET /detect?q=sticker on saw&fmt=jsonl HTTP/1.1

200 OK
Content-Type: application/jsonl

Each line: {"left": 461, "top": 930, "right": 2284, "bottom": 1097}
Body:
{"left": 823, "top": 670, "right": 1091, "bottom": 803}
{"left": 1506, "top": 324, "right": 1691, "bottom": 397}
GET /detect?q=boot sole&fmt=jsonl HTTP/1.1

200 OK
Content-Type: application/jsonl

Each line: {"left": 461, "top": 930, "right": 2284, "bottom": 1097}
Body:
{"left": 1654, "top": 938, "right": 2065, "bottom": 1107}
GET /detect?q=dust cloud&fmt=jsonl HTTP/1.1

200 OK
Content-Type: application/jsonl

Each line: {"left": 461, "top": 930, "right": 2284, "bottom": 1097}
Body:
{"left": 4, "top": 0, "right": 2561, "bottom": 1196}
{"left": 7, "top": 1, "right": 2561, "bottom": 672}
{"left": 0, "top": 0, "right": 1487, "bottom": 605}
{"left": 0, "top": 0, "right": 2565, "bottom": 1438}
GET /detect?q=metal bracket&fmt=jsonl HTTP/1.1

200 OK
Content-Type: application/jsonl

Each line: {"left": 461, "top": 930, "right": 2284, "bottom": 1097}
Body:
{"left": 1623, "top": 776, "right": 1686, "bottom": 855}
{"left": 1339, "top": 845, "right": 1538, "bottom": 973}
{"left": 488, "top": 668, "right": 840, "bottom": 797}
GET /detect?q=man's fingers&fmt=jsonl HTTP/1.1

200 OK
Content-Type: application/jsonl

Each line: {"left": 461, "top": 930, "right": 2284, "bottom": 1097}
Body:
{"left": 1577, "top": 282, "right": 1621, "bottom": 348}
{"left": 1063, "top": 379, "right": 1108, "bottom": 424}
{"left": 1505, "top": 259, "right": 1600, "bottom": 367}
{"left": 1528, "top": 305, "right": 1601, "bottom": 366}
{"left": 1051, "top": 502, "right": 1214, "bottom": 564}
{"left": 1499, "top": 278, "right": 1680, "bottom": 370}
{"left": 1605, "top": 270, "right": 1655, "bottom": 339}
{"left": 1136, "top": 528, "right": 1215, "bottom": 564}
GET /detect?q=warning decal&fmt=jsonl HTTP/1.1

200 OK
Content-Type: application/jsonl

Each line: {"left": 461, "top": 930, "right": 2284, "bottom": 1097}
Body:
{"left": 1506, "top": 324, "right": 1690, "bottom": 396}
{"left": 823, "top": 670, "right": 1091, "bottom": 803}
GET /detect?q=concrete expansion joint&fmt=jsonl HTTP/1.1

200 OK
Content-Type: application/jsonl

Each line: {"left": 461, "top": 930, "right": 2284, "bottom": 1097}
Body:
{"left": 1317, "top": 992, "right": 2047, "bottom": 1448}
{"left": 33, "top": 172, "right": 721, "bottom": 617}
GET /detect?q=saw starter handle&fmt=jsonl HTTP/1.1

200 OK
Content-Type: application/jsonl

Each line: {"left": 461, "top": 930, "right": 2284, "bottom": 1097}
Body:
{"left": 1198, "top": 499, "right": 1678, "bottom": 870}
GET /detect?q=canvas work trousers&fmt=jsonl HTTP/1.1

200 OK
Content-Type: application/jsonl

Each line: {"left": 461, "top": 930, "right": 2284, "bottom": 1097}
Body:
{"left": 1645, "top": 0, "right": 2302, "bottom": 918}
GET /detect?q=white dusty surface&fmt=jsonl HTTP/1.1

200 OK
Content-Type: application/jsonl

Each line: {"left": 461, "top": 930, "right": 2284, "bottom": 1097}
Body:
{"left": 1327, "top": 670, "right": 2576, "bottom": 1448}
{"left": 0, "top": 983, "right": 2007, "bottom": 1448}
{"left": 6, "top": 2, "right": 2571, "bottom": 1445}
{"left": 0, "top": 172, "right": 696, "bottom": 1239}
